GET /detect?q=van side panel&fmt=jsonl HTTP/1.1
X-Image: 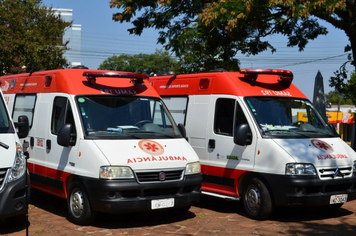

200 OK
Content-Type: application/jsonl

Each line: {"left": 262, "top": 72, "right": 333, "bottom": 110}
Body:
{"left": 185, "top": 95, "right": 210, "bottom": 166}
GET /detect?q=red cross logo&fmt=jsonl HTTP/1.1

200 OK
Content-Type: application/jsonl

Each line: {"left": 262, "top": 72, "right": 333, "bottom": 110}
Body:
{"left": 139, "top": 140, "right": 164, "bottom": 155}
{"left": 311, "top": 139, "right": 333, "bottom": 154}
{"left": 144, "top": 142, "right": 159, "bottom": 152}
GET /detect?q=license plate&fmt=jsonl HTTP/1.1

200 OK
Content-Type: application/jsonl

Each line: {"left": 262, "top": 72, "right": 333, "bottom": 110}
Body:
{"left": 151, "top": 198, "right": 175, "bottom": 210}
{"left": 330, "top": 194, "right": 348, "bottom": 204}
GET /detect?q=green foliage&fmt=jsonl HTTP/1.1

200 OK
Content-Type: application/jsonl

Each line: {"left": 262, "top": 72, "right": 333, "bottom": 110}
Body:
{"left": 98, "top": 49, "right": 177, "bottom": 75}
{"left": 110, "top": 0, "right": 354, "bottom": 72}
{"left": 328, "top": 69, "right": 356, "bottom": 105}
{"left": 0, "top": 0, "right": 71, "bottom": 75}
{"left": 325, "top": 90, "right": 353, "bottom": 105}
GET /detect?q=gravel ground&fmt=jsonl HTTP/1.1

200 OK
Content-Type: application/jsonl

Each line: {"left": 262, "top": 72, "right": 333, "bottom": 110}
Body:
{"left": 1, "top": 189, "right": 356, "bottom": 236}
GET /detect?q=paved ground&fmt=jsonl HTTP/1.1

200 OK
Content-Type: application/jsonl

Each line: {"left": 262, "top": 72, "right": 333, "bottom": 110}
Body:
{"left": 1, "top": 189, "right": 356, "bottom": 236}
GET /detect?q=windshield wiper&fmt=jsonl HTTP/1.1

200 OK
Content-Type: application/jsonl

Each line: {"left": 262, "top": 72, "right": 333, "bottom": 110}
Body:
{"left": 264, "top": 129, "right": 311, "bottom": 137}
{"left": 127, "top": 130, "right": 177, "bottom": 138}
{"left": 0, "top": 141, "right": 9, "bottom": 149}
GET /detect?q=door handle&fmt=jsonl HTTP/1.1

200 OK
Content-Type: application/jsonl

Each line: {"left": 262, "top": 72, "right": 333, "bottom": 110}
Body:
{"left": 30, "top": 137, "right": 34, "bottom": 147}
{"left": 208, "top": 139, "right": 215, "bottom": 149}
{"left": 46, "top": 139, "right": 51, "bottom": 150}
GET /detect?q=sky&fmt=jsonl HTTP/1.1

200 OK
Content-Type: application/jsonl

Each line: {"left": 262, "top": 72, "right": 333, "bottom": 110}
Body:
{"left": 41, "top": 0, "right": 352, "bottom": 101}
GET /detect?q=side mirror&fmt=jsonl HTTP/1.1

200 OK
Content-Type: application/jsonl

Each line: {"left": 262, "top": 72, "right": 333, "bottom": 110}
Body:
{"left": 57, "top": 124, "right": 76, "bottom": 147}
{"left": 178, "top": 123, "right": 188, "bottom": 141}
{"left": 234, "top": 123, "right": 252, "bottom": 146}
{"left": 15, "top": 115, "right": 29, "bottom": 139}
{"left": 326, "top": 123, "right": 339, "bottom": 136}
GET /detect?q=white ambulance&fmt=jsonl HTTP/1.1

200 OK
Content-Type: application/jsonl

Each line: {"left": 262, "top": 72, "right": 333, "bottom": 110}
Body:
{"left": 0, "top": 87, "right": 29, "bottom": 225}
{"left": 150, "top": 69, "right": 356, "bottom": 220}
{"left": 0, "top": 68, "right": 201, "bottom": 225}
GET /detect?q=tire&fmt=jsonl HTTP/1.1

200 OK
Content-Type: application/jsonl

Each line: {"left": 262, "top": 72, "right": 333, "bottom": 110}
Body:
{"left": 67, "top": 180, "right": 96, "bottom": 225}
{"left": 242, "top": 177, "right": 273, "bottom": 220}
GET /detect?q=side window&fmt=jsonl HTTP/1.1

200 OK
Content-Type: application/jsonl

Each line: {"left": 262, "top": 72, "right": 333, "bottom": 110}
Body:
{"left": 214, "top": 98, "right": 234, "bottom": 136}
{"left": 13, "top": 94, "right": 36, "bottom": 127}
{"left": 161, "top": 96, "right": 188, "bottom": 125}
{"left": 51, "top": 97, "right": 75, "bottom": 135}
{"left": 234, "top": 102, "right": 248, "bottom": 128}
{"left": 151, "top": 100, "right": 173, "bottom": 127}
{"left": 0, "top": 97, "right": 12, "bottom": 133}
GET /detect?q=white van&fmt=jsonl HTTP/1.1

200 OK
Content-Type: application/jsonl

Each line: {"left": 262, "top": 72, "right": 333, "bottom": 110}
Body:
{"left": 0, "top": 88, "right": 29, "bottom": 225}
{"left": 150, "top": 69, "right": 356, "bottom": 220}
{"left": 0, "top": 69, "right": 201, "bottom": 225}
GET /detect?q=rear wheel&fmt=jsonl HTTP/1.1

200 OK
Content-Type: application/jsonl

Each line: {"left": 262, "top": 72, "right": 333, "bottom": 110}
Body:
{"left": 242, "top": 177, "right": 273, "bottom": 220}
{"left": 67, "top": 180, "right": 96, "bottom": 225}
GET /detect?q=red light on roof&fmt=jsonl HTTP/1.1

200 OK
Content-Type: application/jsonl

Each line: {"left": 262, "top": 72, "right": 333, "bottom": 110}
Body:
{"left": 240, "top": 69, "right": 292, "bottom": 75}
{"left": 83, "top": 71, "right": 148, "bottom": 85}
{"left": 199, "top": 78, "right": 210, "bottom": 89}
{"left": 240, "top": 68, "right": 293, "bottom": 86}
{"left": 11, "top": 79, "right": 15, "bottom": 89}
{"left": 45, "top": 75, "right": 52, "bottom": 87}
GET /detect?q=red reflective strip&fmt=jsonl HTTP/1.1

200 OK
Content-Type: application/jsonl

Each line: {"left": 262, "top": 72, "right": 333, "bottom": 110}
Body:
{"left": 28, "top": 163, "right": 71, "bottom": 199}
{"left": 202, "top": 183, "right": 237, "bottom": 197}
{"left": 31, "top": 181, "right": 66, "bottom": 199}
{"left": 201, "top": 164, "right": 249, "bottom": 196}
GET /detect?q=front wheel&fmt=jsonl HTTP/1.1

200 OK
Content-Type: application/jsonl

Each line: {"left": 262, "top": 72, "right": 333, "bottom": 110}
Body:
{"left": 67, "top": 180, "right": 96, "bottom": 225}
{"left": 242, "top": 177, "right": 273, "bottom": 220}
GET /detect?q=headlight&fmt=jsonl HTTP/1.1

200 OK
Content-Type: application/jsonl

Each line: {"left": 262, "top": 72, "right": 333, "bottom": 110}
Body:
{"left": 7, "top": 142, "right": 26, "bottom": 183}
{"left": 100, "top": 166, "right": 134, "bottom": 179}
{"left": 286, "top": 163, "right": 316, "bottom": 175}
{"left": 185, "top": 161, "right": 201, "bottom": 175}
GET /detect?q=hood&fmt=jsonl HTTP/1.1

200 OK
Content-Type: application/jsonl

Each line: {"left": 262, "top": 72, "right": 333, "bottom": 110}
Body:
{"left": 92, "top": 138, "right": 199, "bottom": 170}
{"left": 273, "top": 138, "right": 356, "bottom": 168}
{"left": 0, "top": 134, "right": 17, "bottom": 168}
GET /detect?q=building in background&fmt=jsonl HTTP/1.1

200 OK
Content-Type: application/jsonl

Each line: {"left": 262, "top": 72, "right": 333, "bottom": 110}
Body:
{"left": 53, "top": 8, "right": 82, "bottom": 67}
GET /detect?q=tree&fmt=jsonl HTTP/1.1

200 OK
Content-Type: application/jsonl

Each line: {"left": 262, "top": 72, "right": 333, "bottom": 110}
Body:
{"left": 0, "top": 0, "right": 71, "bottom": 75}
{"left": 109, "top": 1, "right": 352, "bottom": 72}
{"left": 328, "top": 69, "right": 356, "bottom": 105}
{"left": 325, "top": 90, "right": 353, "bottom": 106}
{"left": 98, "top": 49, "right": 177, "bottom": 75}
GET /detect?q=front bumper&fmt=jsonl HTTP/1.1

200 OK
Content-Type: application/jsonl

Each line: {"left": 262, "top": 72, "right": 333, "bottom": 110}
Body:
{"left": 80, "top": 173, "right": 202, "bottom": 213}
{"left": 262, "top": 173, "right": 356, "bottom": 206}
{"left": 0, "top": 172, "right": 29, "bottom": 219}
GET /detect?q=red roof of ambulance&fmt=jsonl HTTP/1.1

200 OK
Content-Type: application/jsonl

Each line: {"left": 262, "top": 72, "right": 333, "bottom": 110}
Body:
{"left": 0, "top": 69, "right": 158, "bottom": 97}
{"left": 150, "top": 71, "right": 307, "bottom": 99}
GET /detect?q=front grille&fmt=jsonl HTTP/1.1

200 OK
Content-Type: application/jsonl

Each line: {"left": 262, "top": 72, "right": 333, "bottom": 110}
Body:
{"left": 0, "top": 168, "right": 9, "bottom": 191}
{"left": 318, "top": 166, "right": 353, "bottom": 179}
{"left": 135, "top": 169, "right": 184, "bottom": 183}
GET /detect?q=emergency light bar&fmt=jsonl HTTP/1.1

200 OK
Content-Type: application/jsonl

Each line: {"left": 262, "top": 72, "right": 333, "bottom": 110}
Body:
{"left": 83, "top": 71, "right": 148, "bottom": 85}
{"left": 240, "top": 69, "right": 293, "bottom": 86}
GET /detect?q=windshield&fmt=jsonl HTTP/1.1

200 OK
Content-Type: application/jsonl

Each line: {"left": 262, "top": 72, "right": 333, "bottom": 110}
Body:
{"left": 0, "top": 96, "right": 13, "bottom": 134}
{"left": 76, "top": 95, "right": 182, "bottom": 139}
{"left": 245, "top": 97, "right": 337, "bottom": 138}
